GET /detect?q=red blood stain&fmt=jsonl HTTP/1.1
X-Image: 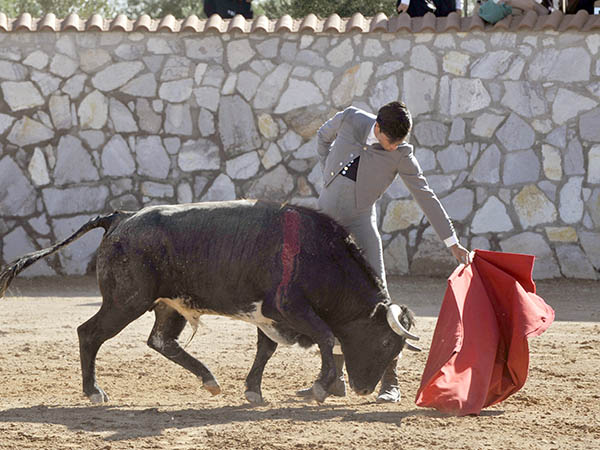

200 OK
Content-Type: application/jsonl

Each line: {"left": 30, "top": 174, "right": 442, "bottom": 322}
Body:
{"left": 275, "top": 209, "right": 301, "bottom": 309}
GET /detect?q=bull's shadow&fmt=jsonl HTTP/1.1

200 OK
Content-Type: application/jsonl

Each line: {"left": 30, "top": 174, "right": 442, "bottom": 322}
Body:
{"left": 0, "top": 403, "right": 485, "bottom": 441}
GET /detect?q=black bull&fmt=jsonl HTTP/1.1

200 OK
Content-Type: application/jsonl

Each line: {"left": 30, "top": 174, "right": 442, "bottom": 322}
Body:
{"left": 0, "top": 200, "right": 419, "bottom": 404}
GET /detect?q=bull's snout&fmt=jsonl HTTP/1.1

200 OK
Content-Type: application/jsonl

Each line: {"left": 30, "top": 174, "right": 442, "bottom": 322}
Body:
{"left": 356, "top": 388, "right": 372, "bottom": 396}
{"left": 349, "top": 380, "right": 374, "bottom": 396}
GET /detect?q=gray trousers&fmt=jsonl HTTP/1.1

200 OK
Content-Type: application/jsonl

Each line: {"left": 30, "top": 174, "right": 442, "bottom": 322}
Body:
{"left": 318, "top": 175, "right": 388, "bottom": 293}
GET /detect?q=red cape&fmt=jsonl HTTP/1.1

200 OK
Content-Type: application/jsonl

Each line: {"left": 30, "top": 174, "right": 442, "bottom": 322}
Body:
{"left": 415, "top": 249, "right": 555, "bottom": 416}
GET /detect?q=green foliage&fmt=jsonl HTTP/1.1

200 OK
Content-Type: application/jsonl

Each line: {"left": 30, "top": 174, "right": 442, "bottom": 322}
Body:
{"left": 0, "top": 0, "right": 115, "bottom": 18}
{"left": 124, "top": 0, "right": 206, "bottom": 19}
{"left": 258, "top": 0, "right": 398, "bottom": 18}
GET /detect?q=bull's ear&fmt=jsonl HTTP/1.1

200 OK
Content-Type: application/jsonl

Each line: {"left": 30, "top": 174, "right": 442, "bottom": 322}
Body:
{"left": 370, "top": 301, "right": 388, "bottom": 319}
{"left": 387, "top": 304, "right": 419, "bottom": 341}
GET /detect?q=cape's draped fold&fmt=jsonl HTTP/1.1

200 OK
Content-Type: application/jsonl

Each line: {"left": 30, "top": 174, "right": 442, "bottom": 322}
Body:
{"left": 415, "top": 249, "right": 555, "bottom": 416}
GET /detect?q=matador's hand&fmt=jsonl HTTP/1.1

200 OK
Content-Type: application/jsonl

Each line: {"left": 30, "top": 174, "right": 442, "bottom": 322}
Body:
{"left": 450, "top": 243, "right": 473, "bottom": 266}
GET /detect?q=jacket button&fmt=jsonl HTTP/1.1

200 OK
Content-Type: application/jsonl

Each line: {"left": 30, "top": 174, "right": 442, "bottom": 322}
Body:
{"left": 350, "top": 153, "right": 354, "bottom": 157}
{"left": 330, "top": 171, "right": 334, "bottom": 176}
{"left": 363, "top": 146, "right": 367, "bottom": 150}
{"left": 339, "top": 162, "right": 343, "bottom": 166}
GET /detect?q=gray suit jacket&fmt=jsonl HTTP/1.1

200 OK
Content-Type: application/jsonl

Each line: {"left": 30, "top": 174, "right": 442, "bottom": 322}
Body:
{"left": 317, "top": 106, "right": 455, "bottom": 242}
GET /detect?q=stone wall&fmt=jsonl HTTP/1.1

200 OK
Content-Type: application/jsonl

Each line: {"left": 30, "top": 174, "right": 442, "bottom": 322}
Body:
{"left": 0, "top": 30, "right": 599, "bottom": 280}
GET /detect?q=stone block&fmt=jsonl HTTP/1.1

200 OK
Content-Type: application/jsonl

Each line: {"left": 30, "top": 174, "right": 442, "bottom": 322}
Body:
{"left": 42, "top": 186, "right": 109, "bottom": 216}
{"left": 135, "top": 136, "right": 170, "bottom": 178}
{"left": 382, "top": 200, "right": 424, "bottom": 233}
{"left": 102, "top": 135, "right": 136, "bottom": 177}
{"left": 513, "top": 185, "right": 557, "bottom": 228}
{"left": 219, "top": 95, "right": 261, "bottom": 156}
{"left": 0, "top": 156, "right": 37, "bottom": 217}
{"left": 203, "top": 174, "right": 236, "bottom": 201}
{"left": 384, "top": 234, "right": 409, "bottom": 275}
{"left": 502, "top": 150, "right": 540, "bottom": 185}
{"left": 496, "top": 113, "right": 535, "bottom": 152}
{"left": 556, "top": 245, "right": 597, "bottom": 279}
{"left": 3, "top": 227, "right": 56, "bottom": 277}
{"left": 275, "top": 79, "right": 324, "bottom": 114}
{"left": 92, "top": 61, "right": 145, "bottom": 91}
{"left": 226, "top": 151, "right": 260, "bottom": 180}
{"left": 559, "top": 177, "right": 584, "bottom": 224}
{"left": 413, "top": 121, "right": 448, "bottom": 147}
{"left": 244, "top": 165, "right": 294, "bottom": 202}
{"left": 52, "top": 215, "right": 104, "bottom": 275}
{"left": 472, "top": 196, "right": 513, "bottom": 233}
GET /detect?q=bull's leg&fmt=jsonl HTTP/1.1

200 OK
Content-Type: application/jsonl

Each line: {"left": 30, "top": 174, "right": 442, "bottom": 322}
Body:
{"left": 275, "top": 299, "right": 336, "bottom": 403}
{"left": 77, "top": 300, "right": 149, "bottom": 403}
{"left": 244, "top": 328, "right": 278, "bottom": 405}
{"left": 147, "top": 302, "right": 221, "bottom": 396}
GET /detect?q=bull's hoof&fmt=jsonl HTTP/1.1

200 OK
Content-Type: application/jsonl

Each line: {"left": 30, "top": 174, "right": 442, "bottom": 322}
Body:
{"left": 244, "top": 390, "right": 265, "bottom": 405}
{"left": 311, "top": 383, "right": 328, "bottom": 403}
{"left": 88, "top": 390, "right": 109, "bottom": 404}
{"left": 203, "top": 379, "right": 221, "bottom": 396}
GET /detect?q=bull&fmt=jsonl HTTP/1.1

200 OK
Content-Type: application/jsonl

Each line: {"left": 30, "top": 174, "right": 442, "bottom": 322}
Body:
{"left": 0, "top": 200, "right": 419, "bottom": 404}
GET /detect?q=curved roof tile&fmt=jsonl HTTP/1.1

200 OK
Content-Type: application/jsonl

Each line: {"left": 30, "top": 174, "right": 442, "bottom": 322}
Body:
{"left": 134, "top": 14, "right": 153, "bottom": 32}
{"left": 87, "top": 14, "right": 104, "bottom": 31}
{"left": 583, "top": 15, "right": 600, "bottom": 30}
{"left": 0, "top": 11, "right": 593, "bottom": 33}
{"left": 14, "top": 13, "right": 33, "bottom": 31}
{"left": 63, "top": 13, "right": 81, "bottom": 31}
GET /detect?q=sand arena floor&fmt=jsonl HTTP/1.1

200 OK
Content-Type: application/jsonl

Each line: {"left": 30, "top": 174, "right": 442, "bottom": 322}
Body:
{"left": 0, "top": 275, "right": 598, "bottom": 449}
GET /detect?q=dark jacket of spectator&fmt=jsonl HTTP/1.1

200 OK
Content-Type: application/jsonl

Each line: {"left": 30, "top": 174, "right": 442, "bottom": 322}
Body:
{"left": 204, "top": 0, "right": 253, "bottom": 19}
{"left": 396, "top": 0, "right": 461, "bottom": 16}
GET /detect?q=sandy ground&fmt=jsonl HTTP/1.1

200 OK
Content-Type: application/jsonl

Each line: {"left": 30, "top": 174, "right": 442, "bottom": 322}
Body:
{"left": 0, "top": 275, "right": 598, "bottom": 450}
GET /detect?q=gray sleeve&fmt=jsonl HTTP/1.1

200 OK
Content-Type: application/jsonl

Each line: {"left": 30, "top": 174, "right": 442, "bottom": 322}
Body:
{"left": 397, "top": 150, "right": 456, "bottom": 242}
{"left": 316, "top": 109, "right": 345, "bottom": 170}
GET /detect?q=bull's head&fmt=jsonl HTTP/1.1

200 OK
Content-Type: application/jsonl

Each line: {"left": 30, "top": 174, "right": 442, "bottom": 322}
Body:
{"left": 335, "top": 302, "right": 420, "bottom": 395}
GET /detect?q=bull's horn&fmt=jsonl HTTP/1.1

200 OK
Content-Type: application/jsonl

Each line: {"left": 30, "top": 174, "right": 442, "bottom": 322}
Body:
{"left": 404, "top": 341, "right": 422, "bottom": 352}
{"left": 386, "top": 304, "right": 420, "bottom": 341}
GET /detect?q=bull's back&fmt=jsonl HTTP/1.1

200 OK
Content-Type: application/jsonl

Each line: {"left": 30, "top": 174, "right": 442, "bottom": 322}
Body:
{"left": 96, "top": 200, "right": 283, "bottom": 312}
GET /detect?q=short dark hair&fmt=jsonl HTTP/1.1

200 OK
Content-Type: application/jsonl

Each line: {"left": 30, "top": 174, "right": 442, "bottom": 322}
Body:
{"left": 376, "top": 101, "right": 412, "bottom": 142}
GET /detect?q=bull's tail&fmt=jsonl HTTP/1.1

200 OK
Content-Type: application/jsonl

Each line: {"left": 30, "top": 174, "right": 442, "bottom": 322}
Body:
{"left": 0, "top": 211, "right": 125, "bottom": 299}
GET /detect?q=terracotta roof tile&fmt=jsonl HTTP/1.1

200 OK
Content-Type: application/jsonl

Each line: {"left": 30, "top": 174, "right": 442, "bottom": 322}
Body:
{"left": 514, "top": 10, "right": 539, "bottom": 30}
{"left": 157, "top": 14, "right": 176, "bottom": 32}
{"left": 63, "top": 13, "right": 81, "bottom": 31}
{"left": 87, "top": 14, "right": 105, "bottom": 31}
{"left": 229, "top": 14, "right": 247, "bottom": 32}
{"left": 0, "top": 13, "right": 8, "bottom": 31}
{"left": 299, "top": 13, "right": 318, "bottom": 32}
{"left": 389, "top": 13, "right": 412, "bottom": 32}
{"left": 583, "top": 14, "right": 600, "bottom": 30}
{"left": 370, "top": 12, "right": 389, "bottom": 31}
{"left": 39, "top": 13, "right": 57, "bottom": 31}
{"left": 493, "top": 15, "right": 513, "bottom": 30}
{"left": 538, "top": 9, "right": 562, "bottom": 29}
{"left": 463, "top": 14, "right": 486, "bottom": 31}
{"left": 252, "top": 14, "right": 271, "bottom": 32}
{"left": 0, "top": 11, "right": 595, "bottom": 33}
{"left": 14, "top": 13, "right": 32, "bottom": 31}
{"left": 323, "top": 13, "right": 342, "bottom": 32}
{"left": 134, "top": 14, "right": 153, "bottom": 32}
{"left": 109, "top": 14, "right": 128, "bottom": 31}
{"left": 561, "top": 9, "right": 589, "bottom": 30}
{"left": 347, "top": 13, "right": 365, "bottom": 31}
{"left": 205, "top": 14, "right": 223, "bottom": 32}
{"left": 440, "top": 12, "right": 462, "bottom": 32}
{"left": 417, "top": 12, "right": 437, "bottom": 32}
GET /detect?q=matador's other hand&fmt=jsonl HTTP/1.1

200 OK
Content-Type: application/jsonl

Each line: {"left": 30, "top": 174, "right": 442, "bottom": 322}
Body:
{"left": 450, "top": 243, "right": 473, "bottom": 266}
